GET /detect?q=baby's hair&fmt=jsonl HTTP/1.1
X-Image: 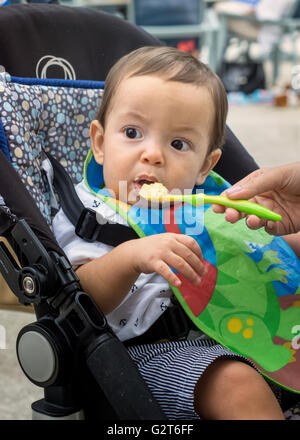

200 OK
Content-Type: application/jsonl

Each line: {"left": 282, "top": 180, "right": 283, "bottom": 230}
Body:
{"left": 97, "top": 46, "right": 228, "bottom": 152}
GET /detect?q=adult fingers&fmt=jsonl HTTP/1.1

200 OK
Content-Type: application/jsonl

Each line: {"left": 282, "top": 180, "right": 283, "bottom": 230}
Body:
{"left": 224, "top": 166, "right": 291, "bottom": 200}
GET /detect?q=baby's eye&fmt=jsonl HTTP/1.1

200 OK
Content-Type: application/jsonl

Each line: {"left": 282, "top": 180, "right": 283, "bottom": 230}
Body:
{"left": 171, "top": 139, "right": 190, "bottom": 151}
{"left": 125, "top": 127, "right": 142, "bottom": 139}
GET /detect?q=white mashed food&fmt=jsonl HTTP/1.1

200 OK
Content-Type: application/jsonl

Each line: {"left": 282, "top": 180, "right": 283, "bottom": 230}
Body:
{"left": 139, "top": 182, "right": 169, "bottom": 200}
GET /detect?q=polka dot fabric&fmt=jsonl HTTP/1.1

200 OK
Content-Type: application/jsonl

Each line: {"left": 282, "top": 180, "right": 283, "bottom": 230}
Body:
{"left": 0, "top": 73, "right": 103, "bottom": 225}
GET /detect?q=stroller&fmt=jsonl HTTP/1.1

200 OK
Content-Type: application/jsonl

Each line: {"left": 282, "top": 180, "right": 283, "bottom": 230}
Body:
{"left": 2, "top": 4, "right": 297, "bottom": 420}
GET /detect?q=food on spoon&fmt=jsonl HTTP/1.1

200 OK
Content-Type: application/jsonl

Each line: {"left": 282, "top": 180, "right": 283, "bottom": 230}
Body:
{"left": 139, "top": 182, "right": 169, "bottom": 201}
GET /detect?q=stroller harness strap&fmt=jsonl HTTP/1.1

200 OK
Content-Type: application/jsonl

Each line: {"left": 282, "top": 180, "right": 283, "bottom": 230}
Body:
{"left": 47, "top": 153, "right": 139, "bottom": 246}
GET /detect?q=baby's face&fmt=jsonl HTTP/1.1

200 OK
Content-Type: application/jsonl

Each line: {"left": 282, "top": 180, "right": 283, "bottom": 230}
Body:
{"left": 91, "top": 75, "right": 220, "bottom": 204}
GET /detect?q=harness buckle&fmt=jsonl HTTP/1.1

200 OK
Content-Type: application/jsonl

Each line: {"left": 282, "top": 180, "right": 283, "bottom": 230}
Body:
{"left": 75, "top": 207, "right": 104, "bottom": 242}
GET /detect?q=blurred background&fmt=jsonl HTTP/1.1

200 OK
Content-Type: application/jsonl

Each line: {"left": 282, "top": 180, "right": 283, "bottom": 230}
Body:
{"left": 0, "top": 0, "right": 299, "bottom": 420}
{"left": 10, "top": 0, "right": 297, "bottom": 170}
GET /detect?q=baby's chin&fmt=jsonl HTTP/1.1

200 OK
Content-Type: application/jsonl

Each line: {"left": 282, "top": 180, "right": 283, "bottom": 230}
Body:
{"left": 103, "top": 185, "right": 138, "bottom": 205}
{"left": 115, "top": 189, "right": 141, "bottom": 206}
{"left": 123, "top": 191, "right": 156, "bottom": 208}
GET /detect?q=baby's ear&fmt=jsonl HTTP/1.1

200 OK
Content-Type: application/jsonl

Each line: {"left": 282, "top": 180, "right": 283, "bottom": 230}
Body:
{"left": 90, "top": 120, "right": 105, "bottom": 165}
{"left": 196, "top": 148, "right": 222, "bottom": 185}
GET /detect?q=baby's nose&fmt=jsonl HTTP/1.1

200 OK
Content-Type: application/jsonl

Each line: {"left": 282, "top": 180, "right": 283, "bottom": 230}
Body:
{"left": 140, "top": 145, "right": 164, "bottom": 165}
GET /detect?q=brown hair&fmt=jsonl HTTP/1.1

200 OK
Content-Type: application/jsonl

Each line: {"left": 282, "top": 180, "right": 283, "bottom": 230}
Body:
{"left": 97, "top": 46, "right": 228, "bottom": 152}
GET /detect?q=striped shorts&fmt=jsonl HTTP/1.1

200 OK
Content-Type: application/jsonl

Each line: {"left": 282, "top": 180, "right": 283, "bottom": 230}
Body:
{"left": 127, "top": 337, "right": 258, "bottom": 420}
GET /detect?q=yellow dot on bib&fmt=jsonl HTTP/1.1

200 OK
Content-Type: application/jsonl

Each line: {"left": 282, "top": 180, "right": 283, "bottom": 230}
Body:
{"left": 227, "top": 318, "right": 243, "bottom": 334}
{"left": 246, "top": 318, "right": 254, "bottom": 326}
{"left": 243, "top": 328, "right": 254, "bottom": 339}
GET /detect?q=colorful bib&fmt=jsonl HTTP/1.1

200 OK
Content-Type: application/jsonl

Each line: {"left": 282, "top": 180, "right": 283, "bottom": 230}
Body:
{"left": 85, "top": 149, "right": 300, "bottom": 394}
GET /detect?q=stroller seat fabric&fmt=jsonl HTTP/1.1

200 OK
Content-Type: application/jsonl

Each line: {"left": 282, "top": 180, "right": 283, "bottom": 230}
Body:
{"left": 0, "top": 73, "right": 104, "bottom": 226}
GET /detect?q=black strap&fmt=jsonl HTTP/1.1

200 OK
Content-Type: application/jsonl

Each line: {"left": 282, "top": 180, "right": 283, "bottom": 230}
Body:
{"left": 124, "top": 300, "right": 199, "bottom": 347}
{"left": 0, "top": 151, "right": 65, "bottom": 258}
{"left": 0, "top": 199, "right": 18, "bottom": 236}
{"left": 46, "top": 153, "right": 139, "bottom": 246}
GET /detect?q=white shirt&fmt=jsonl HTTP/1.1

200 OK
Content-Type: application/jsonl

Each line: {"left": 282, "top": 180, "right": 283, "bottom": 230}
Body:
{"left": 52, "top": 180, "right": 172, "bottom": 341}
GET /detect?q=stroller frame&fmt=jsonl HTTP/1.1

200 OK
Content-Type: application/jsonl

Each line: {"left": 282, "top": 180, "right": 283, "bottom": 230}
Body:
{"left": 0, "top": 150, "right": 166, "bottom": 420}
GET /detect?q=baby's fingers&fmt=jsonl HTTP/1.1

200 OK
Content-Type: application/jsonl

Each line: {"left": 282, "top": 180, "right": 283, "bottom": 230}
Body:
{"left": 154, "top": 254, "right": 202, "bottom": 288}
{"left": 175, "top": 235, "right": 204, "bottom": 261}
{"left": 153, "top": 234, "right": 206, "bottom": 287}
{"left": 174, "top": 239, "right": 206, "bottom": 277}
{"left": 154, "top": 260, "right": 182, "bottom": 288}
{"left": 170, "top": 253, "right": 203, "bottom": 286}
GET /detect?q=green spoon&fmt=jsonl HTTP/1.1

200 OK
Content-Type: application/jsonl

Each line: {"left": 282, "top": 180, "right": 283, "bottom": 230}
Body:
{"left": 139, "top": 185, "right": 282, "bottom": 221}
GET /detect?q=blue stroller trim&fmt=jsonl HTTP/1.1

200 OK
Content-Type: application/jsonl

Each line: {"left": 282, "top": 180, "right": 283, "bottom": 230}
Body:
{"left": 10, "top": 76, "right": 105, "bottom": 90}
{"left": 0, "top": 117, "right": 10, "bottom": 161}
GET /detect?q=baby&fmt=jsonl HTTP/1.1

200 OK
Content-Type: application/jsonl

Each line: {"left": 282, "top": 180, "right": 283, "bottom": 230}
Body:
{"left": 53, "top": 46, "right": 283, "bottom": 419}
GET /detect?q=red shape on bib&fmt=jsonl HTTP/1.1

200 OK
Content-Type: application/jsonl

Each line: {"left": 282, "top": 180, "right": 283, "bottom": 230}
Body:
{"left": 164, "top": 205, "right": 217, "bottom": 316}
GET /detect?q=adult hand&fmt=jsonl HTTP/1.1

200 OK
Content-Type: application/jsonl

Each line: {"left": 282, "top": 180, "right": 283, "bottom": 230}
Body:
{"left": 212, "top": 162, "right": 300, "bottom": 236}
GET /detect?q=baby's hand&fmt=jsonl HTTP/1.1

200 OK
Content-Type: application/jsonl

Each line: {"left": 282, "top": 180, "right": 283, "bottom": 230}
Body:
{"left": 129, "top": 233, "right": 207, "bottom": 288}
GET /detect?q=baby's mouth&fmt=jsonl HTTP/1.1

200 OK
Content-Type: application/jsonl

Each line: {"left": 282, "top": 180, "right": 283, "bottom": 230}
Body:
{"left": 131, "top": 177, "right": 159, "bottom": 205}
{"left": 133, "top": 178, "right": 158, "bottom": 192}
